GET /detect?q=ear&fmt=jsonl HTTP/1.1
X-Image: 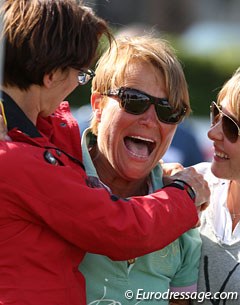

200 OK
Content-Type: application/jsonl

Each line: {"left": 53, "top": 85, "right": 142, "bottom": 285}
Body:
{"left": 43, "top": 69, "right": 64, "bottom": 88}
{"left": 43, "top": 72, "right": 55, "bottom": 89}
{"left": 91, "top": 92, "right": 103, "bottom": 122}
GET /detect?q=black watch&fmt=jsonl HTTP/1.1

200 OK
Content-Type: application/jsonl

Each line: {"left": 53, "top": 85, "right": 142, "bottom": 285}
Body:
{"left": 165, "top": 179, "right": 196, "bottom": 202}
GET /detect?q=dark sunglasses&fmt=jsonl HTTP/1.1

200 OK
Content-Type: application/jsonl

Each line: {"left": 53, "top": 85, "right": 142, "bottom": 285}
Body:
{"left": 210, "top": 101, "right": 240, "bottom": 143}
{"left": 106, "top": 87, "right": 187, "bottom": 124}
{"left": 78, "top": 68, "right": 95, "bottom": 85}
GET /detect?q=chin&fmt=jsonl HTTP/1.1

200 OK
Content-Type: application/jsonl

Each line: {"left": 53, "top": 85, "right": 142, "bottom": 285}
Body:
{"left": 211, "top": 163, "right": 221, "bottom": 178}
{"left": 39, "top": 110, "right": 53, "bottom": 117}
{"left": 211, "top": 164, "right": 229, "bottom": 180}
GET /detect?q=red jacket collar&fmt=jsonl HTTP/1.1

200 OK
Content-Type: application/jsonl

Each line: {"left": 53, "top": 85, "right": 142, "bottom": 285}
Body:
{"left": 1, "top": 90, "right": 83, "bottom": 163}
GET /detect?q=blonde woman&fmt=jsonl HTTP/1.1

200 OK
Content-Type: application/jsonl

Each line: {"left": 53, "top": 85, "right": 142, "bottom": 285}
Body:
{"left": 79, "top": 36, "right": 203, "bottom": 305}
{"left": 192, "top": 68, "right": 240, "bottom": 305}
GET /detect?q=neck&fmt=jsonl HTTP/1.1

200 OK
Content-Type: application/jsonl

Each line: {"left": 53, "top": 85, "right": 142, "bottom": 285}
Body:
{"left": 227, "top": 180, "right": 240, "bottom": 230}
{"left": 90, "top": 145, "right": 149, "bottom": 198}
{"left": 1, "top": 86, "right": 40, "bottom": 125}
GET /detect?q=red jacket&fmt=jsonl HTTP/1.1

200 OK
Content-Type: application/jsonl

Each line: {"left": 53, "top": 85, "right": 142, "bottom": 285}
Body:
{"left": 0, "top": 93, "right": 198, "bottom": 305}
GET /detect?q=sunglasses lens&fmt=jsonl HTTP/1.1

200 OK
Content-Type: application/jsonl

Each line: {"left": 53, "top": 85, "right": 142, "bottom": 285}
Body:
{"left": 222, "top": 116, "right": 238, "bottom": 143}
{"left": 211, "top": 103, "right": 220, "bottom": 125}
{"left": 211, "top": 102, "right": 239, "bottom": 143}
{"left": 120, "top": 90, "right": 149, "bottom": 114}
{"left": 156, "top": 104, "right": 184, "bottom": 124}
{"left": 119, "top": 89, "right": 184, "bottom": 124}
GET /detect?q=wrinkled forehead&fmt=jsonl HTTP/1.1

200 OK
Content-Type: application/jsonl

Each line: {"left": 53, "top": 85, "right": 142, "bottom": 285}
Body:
{"left": 122, "top": 60, "right": 165, "bottom": 86}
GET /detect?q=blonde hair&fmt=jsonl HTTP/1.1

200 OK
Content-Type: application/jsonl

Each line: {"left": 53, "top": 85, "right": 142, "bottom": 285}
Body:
{"left": 217, "top": 67, "right": 240, "bottom": 122}
{"left": 90, "top": 35, "right": 190, "bottom": 135}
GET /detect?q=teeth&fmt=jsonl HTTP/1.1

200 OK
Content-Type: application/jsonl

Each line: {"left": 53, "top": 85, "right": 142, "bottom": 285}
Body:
{"left": 215, "top": 151, "right": 229, "bottom": 159}
{"left": 129, "top": 135, "right": 154, "bottom": 143}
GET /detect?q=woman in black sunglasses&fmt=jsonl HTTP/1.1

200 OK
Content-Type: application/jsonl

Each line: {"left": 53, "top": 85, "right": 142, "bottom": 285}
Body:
{"left": 79, "top": 36, "right": 203, "bottom": 305}
{"left": 191, "top": 68, "right": 240, "bottom": 305}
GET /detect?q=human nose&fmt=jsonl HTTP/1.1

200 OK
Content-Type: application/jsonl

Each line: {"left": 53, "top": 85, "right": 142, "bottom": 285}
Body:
{"left": 138, "top": 104, "right": 159, "bottom": 127}
{"left": 207, "top": 118, "right": 224, "bottom": 142}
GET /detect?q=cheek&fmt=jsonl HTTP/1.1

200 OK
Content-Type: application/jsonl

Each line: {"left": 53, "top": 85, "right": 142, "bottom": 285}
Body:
{"left": 157, "top": 126, "right": 177, "bottom": 156}
{"left": 99, "top": 108, "right": 119, "bottom": 131}
{"left": 99, "top": 103, "right": 128, "bottom": 132}
{"left": 161, "top": 125, "right": 176, "bottom": 142}
{"left": 229, "top": 141, "right": 240, "bottom": 161}
{"left": 97, "top": 108, "right": 123, "bottom": 147}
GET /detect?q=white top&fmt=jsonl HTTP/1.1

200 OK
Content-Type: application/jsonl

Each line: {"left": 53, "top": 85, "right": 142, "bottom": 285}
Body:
{"left": 193, "top": 162, "right": 240, "bottom": 245}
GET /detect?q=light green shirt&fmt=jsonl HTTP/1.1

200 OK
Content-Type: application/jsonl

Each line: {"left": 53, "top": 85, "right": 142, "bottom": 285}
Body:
{"left": 79, "top": 128, "right": 201, "bottom": 305}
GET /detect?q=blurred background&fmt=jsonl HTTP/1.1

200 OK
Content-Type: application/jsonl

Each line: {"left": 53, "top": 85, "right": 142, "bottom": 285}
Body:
{"left": 69, "top": 0, "right": 240, "bottom": 166}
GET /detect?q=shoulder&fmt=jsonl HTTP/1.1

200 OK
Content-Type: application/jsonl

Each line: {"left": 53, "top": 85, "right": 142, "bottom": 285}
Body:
{"left": 0, "top": 141, "right": 44, "bottom": 169}
{"left": 0, "top": 142, "right": 36, "bottom": 185}
{"left": 150, "top": 163, "right": 164, "bottom": 190}
{"left": 0, "top": 140, "right": 30, "bottom": 154}
{"left": 192, "top": 162, "right": 211, "bottom": 176}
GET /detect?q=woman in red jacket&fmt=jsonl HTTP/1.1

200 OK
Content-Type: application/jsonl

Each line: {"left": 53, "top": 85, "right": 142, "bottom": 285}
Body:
{"left": 0, "top": 1, "right": 209, "bottom": 304}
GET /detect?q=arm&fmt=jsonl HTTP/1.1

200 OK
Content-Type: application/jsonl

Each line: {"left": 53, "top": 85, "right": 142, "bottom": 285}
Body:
{"left": 0, "top": 141, "right": 208, "bottom": 261}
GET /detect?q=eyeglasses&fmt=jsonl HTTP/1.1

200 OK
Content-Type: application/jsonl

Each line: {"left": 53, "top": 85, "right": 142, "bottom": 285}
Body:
{"left": 210, "top": 101, "right": 240, "bottom": 143}
{"left": 106, "top": 87, "right": 187, "bottom": 124}
{"left": 78, "top": 68, "right": 95, "bottom": 85}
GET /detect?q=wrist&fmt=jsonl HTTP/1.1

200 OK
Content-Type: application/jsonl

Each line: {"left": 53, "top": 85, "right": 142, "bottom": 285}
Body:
{"left": 164, "top": 179, "right": 196, "bottom": 202}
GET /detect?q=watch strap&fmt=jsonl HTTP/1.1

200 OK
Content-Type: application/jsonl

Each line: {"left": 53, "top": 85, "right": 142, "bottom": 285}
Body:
{"left": 163, "top": 179, "right": 196, "bottom": 202}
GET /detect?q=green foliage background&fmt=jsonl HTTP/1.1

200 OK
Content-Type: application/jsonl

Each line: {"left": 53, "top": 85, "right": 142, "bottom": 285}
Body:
{"left": 180, "top": 54, "right": 239, "bottom": 116}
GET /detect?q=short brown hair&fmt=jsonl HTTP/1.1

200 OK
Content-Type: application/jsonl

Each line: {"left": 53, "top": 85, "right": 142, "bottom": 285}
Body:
{"left": 0, "top": 0, "right": 112, "bottom": 89}
{"left": 90, "top": 35, "right": 190, "bottom": 135}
